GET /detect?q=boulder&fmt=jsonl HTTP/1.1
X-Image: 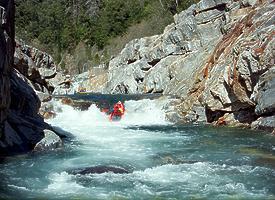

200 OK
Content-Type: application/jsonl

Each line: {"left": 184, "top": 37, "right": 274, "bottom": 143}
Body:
{"left": 33, "top": 129, "right": 62, "bottom": 152}
{"left": 255, "top": 67, "right": 275, "bottom": 116}
{"left": 70, "top": 166, "right": 130, "bottom": 175}
{"left": 251, "top": 116, "right": 275, "bottom": 132}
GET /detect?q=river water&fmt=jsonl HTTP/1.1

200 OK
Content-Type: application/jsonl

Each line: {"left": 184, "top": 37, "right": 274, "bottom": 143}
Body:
{"left": 0, "top": 99, "right": 274, "bottom": 199}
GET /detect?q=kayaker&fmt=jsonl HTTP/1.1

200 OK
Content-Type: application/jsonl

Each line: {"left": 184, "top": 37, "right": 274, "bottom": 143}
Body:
{"left": 109, "top": 101, "right": 125, "bottom": 121}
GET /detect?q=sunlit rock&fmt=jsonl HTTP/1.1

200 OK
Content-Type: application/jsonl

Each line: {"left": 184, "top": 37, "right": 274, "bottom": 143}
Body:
{"left": 34, "top": 129, "right": 62, "bottom": 152}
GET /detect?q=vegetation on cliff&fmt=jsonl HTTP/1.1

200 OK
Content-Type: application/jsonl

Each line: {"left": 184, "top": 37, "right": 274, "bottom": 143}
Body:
{"left": 15, "top": 0, "right": 197, "bottom": 63}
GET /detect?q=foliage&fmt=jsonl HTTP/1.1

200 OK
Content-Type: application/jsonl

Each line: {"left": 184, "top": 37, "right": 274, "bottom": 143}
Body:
{"left": 15, "top": 0, "right": 197, "bottom": 61}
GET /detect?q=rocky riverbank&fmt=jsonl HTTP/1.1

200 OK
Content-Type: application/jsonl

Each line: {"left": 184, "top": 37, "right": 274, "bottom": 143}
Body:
{"left": 0, "top": 0, "right": 63, "bottom": 156}
{"left": 74, "top": 0, "right": 274, "bottom": 132}
{"left": 1, "top": 0, "right": 274, "bottom": 156}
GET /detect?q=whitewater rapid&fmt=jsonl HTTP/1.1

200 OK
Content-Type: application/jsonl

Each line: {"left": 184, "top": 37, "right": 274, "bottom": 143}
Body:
{"left": 0, "top": 98, "right": 274, "bottom": 199}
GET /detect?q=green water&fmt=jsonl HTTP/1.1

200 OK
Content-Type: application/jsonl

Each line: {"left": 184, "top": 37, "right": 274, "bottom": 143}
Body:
{"left": 0, "top": 100, "right": 274, "bottom": 199}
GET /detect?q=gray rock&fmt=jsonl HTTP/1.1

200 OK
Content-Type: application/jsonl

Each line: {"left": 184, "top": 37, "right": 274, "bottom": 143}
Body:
{"left": 99, "top": 0, "right": 275, "bottom": 129}
{"left": 251, "top": 116, "right": 275, "bottom": 132}
{"left": 14, "top": 40, "right": 57, "bottom": 99}
{"left": 34, "top": 129, "right": 62, "bottom": 152}
{"left": 240, "top": 0, "right": 257, "bottom": 7}
{"left": 255, "top": 67, "right": 275, "bottom": 115}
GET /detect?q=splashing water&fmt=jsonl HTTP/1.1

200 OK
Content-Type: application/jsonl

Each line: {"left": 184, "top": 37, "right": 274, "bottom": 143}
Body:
{"left": 0, "top": 98, "right": 274, "bottom": 199}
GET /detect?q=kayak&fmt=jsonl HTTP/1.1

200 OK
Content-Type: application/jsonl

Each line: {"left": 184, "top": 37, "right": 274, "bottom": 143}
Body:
{"left": 109, "top": 114, "right": 122, "bottom": 121}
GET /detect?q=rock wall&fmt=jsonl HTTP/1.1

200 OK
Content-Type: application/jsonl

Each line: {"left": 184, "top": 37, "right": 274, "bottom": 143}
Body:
{"left": 14, "top": 40, "right": 56, "bottom": 102}
{"left": 102, "top": 0, "right": 274, "bottom": 131}
{"left": 0, "top": 0, "right": 59, "bottom": 156}
{"left": 0, "top": 0, "right": 14, "bottom": 140}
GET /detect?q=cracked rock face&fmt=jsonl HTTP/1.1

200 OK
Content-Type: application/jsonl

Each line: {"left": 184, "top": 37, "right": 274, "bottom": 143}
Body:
{"left": 0, "top": 0, "right": 60, "bottom": 156}
{"left": 98, "top": 0, "right": 274, "bottom": 130}
{"left": 14, "top": 40, "right": 57, "bottom": 102}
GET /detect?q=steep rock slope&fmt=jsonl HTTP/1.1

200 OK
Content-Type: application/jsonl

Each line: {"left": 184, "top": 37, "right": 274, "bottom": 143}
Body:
{"left": 0, "top": 0, "right": 59, "bottom": 156}
{"left": 102, "top": 0, "right": 274, "bottom": 130}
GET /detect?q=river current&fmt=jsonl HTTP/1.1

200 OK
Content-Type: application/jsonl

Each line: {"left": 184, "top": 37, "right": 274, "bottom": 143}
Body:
{"left": 0, "top": 99, "right": 274, "bottom": 199}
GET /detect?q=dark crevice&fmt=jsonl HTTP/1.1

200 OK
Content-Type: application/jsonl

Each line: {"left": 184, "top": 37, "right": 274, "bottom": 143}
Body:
{"left": 146, "top": 88, "right": 154, "bottom": 94}
{"left": 233, "top": 107, "right": 257, "bottom": 124}
{"left": 148, "top": 59, "right": 161, "bottom": 67}
{"left": 141, "top": 67, "right": 150, "bottom": 72}
{"left": 205, "top": 107, "right": 227, "bottom": 123}
{"left": 193, "top": 3, "right": 227, "bottom": 16}
{"left": 168, "top": 74, "right": 174, "bottom": 80}
{"left": 257, "top": 110, "right": 275, "bottom": 118}
{"left": 135, "top": 77, "right": 144, "bottom": 83}
{"left": 153, "top": 89, "right": 164, "bottom": 94}
{"left": 238, "top": 76, "right": 253, "bottom": 98}
{"left": 127, "top": 59, "right": 137, "bottom": 65}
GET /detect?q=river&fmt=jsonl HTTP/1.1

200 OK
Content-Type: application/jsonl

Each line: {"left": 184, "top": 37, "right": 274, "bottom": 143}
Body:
{"left": 0, "top": 99, "right": 274, "bottom": 199}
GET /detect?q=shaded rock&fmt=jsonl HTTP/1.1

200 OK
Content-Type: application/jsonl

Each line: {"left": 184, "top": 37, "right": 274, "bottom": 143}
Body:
{"left": 51, "top": 126, "right": 75, "bottom": 139}
{"left": 15, "top": 40, "right": 56, "bottom": 79}
{"left": 33, "top": 129, "right": 62, "bottom": 152}
{"left": 70, "top": 166, "right": 130, "bottom": 175}
{"left": 10, "top": 69, "right": 41, "bottom": 116}
{"left": 0, "top": 0, "right": 14, "bottom": 138}
{"left": 0, "top": 1, "right": 55, "bottom": 156}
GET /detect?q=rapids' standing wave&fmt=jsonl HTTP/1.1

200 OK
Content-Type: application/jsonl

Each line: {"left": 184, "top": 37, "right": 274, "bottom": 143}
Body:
{"left": 0, "top": 99, "right": 275, "bottom": 199}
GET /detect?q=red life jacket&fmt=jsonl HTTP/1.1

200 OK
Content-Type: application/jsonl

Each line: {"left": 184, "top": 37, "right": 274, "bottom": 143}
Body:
{"left": 109, "top": 102, "right": 125, "bottom": 120}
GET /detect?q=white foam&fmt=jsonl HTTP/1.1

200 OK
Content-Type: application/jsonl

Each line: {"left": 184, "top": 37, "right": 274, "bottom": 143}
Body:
{"left": 45, "top": 172, "right": 86, "bottom": 194}
{"left": 48, "top": 98, "right": 169, "bottom": 127}
{"left": 8, "top": 184, "right": 30, "bottom": 191}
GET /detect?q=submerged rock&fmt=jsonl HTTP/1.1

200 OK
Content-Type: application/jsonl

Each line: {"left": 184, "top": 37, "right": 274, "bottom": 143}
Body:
{"left": 70, "top": 166, "right": 130, "bottom": 175}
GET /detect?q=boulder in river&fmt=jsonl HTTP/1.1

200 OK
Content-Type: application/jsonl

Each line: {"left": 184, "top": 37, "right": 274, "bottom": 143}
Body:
{"left": 33, "top": 129, "right": 63, "bottom": 152}
{"left": 70, "top": 166, "right": 130, "bottom": 175}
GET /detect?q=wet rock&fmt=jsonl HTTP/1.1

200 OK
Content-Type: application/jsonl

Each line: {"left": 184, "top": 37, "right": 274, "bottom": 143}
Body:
{"left": 33, "top": 129, "right": 62, "bottom": 152}
{"left": 70, "top": 166, "right": 130, "bottom": 175}
{"left": 51, "top": 126, "right": 75, "bottom": 139}
{"left": 251, "top": 116, "right": 275, "bottom": 132}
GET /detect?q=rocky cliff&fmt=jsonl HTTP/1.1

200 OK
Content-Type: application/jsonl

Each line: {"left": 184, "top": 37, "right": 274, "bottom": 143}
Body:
{"left": 0, "top": 0, "right": 60, "bottom": 156}
{"left": 90, "top": 0, "right": 274, "bottom": 131}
